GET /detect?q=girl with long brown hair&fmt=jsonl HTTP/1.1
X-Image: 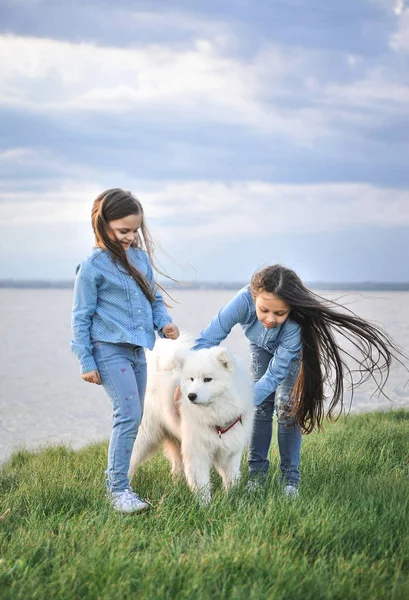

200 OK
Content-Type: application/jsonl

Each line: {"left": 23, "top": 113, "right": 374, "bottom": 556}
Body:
{"left": 71, "top": 188, "right": 179, "bottom": 513}
{"left": 191, "top": 264, "right": 405, "bottom": 496}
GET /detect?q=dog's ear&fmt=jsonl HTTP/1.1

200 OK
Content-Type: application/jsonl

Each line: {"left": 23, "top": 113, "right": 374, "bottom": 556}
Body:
{"left": 213, "top": 346, "right": 235, "bottom": 372}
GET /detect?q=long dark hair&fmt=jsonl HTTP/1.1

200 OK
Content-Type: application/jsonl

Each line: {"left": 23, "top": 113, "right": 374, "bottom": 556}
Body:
{"left": 250, "top": 265, "right": 407, "bottom": 434}
{"left": 91, "top": 188, "right": 171, "bottom": 303}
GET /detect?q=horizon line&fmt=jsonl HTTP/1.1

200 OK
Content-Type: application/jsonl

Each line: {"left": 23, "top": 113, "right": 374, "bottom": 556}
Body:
{"left": 1, "top": 279, "right": 409, "bottom": 291}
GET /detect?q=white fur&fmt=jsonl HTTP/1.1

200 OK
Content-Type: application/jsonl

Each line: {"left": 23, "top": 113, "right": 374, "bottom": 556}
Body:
{"left": 128, "top": 333, "right": 254, "bottom": 504}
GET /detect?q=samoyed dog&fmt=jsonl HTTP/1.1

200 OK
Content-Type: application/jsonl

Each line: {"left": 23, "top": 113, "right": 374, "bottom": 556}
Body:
{"left": 128, "top": 334, "right": 254, "bottom": 504}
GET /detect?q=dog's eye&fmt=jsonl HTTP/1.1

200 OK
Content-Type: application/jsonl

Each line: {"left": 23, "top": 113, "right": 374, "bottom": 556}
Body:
{"left": 190, "top": 377, "right": 194, "bottom": 382}
{"left": 203, "top": 378, "right": 213, "bottom": 383}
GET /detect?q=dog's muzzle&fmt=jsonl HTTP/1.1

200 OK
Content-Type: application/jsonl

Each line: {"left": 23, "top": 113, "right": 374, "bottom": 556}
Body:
{"left": 188, "top": 393, "right": 197, "bottom": 402}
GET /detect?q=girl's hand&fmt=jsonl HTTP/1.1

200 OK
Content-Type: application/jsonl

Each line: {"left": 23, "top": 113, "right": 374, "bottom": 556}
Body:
{"left": 81, "top": 370, "right": 102, "bottom": 385}
{"left": 162, "top": 323, "right": 180, "bottom": 340}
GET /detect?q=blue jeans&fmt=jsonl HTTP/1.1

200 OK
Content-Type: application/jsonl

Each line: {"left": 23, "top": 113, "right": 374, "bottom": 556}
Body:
{"left": 92, "top": 342, "right": 147, "bottom": 492}
{"left": 248, "top": 343, "right": 302, "bottom": 487}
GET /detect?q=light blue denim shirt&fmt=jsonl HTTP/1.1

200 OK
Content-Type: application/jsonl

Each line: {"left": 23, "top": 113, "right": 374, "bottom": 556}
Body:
{"left": 193, "top": 286, "right": 302, "bottom": 405}
{"left": 71, "top": 247, "right": 172, "bottom": 374}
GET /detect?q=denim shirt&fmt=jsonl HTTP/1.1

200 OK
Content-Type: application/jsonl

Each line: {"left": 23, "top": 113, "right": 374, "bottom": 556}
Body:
{"left": 71, "top": 247, "right": 172, "bottom": 374}
{"left": 193, "top": 286, "right": 302, "bottom": 405}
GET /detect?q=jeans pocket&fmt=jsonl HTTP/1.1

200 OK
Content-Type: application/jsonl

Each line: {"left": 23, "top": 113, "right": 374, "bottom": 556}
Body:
{"left": 93, "top": 342, "right": 121, "bottom": 363}
{"left": 132, "top": 348, "right": 146, "bottom": 372}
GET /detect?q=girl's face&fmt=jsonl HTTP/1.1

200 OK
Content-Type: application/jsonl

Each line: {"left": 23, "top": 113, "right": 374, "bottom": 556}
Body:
{"left": 108, "top": 213, "right": 143, "bottom": 250}
{"left": 255, "top": 291, "right": 291, "bottom": 329}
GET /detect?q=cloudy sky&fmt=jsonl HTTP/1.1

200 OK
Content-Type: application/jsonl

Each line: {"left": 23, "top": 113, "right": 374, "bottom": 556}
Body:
{"left": 1, "top": 0, "right": 408, "bottom": 282}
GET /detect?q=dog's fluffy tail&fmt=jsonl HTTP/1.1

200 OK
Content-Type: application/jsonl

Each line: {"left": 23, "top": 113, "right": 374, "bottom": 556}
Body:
{"left": 128, "top": 425, "right": 163, "bottom": 479}
{"left": 150, "top": 332, "right": 195, "bottom": 372}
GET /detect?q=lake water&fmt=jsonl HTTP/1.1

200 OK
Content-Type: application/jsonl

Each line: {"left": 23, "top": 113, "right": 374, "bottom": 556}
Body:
{"left": 1, "top": 289, "right": 408, "bottom": 463}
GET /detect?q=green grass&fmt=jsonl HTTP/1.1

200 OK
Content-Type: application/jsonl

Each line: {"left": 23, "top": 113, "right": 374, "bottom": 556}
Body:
{"left": 1, "top": 411, "right": 409, "bottom": 600}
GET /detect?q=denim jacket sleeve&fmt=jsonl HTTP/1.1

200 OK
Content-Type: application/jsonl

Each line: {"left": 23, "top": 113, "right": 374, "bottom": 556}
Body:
{"left": 70, "top": 261, "right": 99, "bottom": 374}
{"left": 253, "top": 321, "right": 302, "bottom": 405}
{"left": 145, "top": 255, "right": 172, "bottom": 335}
{"left": 193, "top": 287, "right": 252, "bottom": 350}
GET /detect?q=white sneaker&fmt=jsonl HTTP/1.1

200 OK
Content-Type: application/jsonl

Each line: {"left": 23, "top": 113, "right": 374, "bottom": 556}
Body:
{"left": 109, "top": 489, "right": 150, "bottom": 514}
{"left": 284, "top": 485, "right": 299, "bottom": 499}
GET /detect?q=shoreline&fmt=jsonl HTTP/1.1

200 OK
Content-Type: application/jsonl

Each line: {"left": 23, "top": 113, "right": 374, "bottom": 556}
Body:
{"left": 2, "top": 281, "right": 409, "bottom": 291}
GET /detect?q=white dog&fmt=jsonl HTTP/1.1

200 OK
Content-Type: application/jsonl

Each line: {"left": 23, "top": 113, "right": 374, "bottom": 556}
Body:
{"left": 128, "top": 335, "right": 254, "bottom": 504}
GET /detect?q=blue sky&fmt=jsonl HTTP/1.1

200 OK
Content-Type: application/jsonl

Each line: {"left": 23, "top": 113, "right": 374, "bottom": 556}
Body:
{"left": 0, "top": 0, "right": 408, "bottom": 282}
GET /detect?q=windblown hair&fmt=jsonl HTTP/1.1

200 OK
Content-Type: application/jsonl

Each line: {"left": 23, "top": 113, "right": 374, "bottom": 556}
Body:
{"left": 91, "top": 188, "right": 171, "bottom": 303}
{"left": 250, "top": 265, "right": 406, "bottom": 434}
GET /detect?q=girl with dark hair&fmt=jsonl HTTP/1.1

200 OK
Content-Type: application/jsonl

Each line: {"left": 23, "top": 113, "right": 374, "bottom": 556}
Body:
{"left": 71, "top": 188, "right": 179, "bottom": 513}
{"left": 188, "top": 264, "right": 404, "bottom": 497}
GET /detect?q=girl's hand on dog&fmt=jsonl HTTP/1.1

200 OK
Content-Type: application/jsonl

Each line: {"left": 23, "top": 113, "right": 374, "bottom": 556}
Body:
{"left": 82, "top": 370, "right": 102, "bottom": 385}
{"left": 162, "top": 323, "right": 180, "bottom": 340}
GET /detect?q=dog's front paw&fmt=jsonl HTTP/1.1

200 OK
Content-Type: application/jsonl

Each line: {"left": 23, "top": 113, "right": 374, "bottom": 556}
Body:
{"left": 196, "top": 486, "right": 211, "bottom": 506}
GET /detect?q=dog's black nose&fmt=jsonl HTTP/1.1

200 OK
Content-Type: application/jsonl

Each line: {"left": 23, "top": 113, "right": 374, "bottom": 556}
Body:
{"left": 188, "top": 393, "right": 197, "bottom": 402}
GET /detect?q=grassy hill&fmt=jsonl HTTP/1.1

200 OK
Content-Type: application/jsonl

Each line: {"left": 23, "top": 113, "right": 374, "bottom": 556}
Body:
{"left": 1, "top": 410, "right": 408, "bottom": 599}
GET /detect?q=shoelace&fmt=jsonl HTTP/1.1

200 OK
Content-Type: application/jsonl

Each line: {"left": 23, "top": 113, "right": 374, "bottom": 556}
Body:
{"left": 124, "top": 489, "right": 146, "bottom": 504}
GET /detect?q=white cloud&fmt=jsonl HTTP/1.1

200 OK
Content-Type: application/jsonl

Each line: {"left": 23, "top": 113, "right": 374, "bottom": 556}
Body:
{"left": 0, "top": 146, "right": 98, "bottom": 180}
{"left": 323, "top": 66, "right": 409, "bottom": 108}
{"left": 0, "top": 28, "right": 407, "bottom": 148}
{"left": 0, "top": 148, "right": 33, "bottom": 161}
{"left": 0, "top": 34, "right": 309, "bottom": 137}
{"left": 144, "top": 181, "right": 409, "bottom": 242}
{"left": 1, "top": 179, "right": 408, "bottom": 243}
{"left": 394, "top": 0, "right": 405, "bottom": 16}
{"left": 347, "top": 54, "right": 359, "bottom": 67}
{"left": 1, "top": 32, "right": 402, "bottom": 146}
{"left": 0, "top": 180, "right": 101, "bottom": 224}
{"left": 119, "top": 9, "right": 228, "bottom": 39}
{"left": 391, "top": 7, "right": 409, "bottom": 51}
